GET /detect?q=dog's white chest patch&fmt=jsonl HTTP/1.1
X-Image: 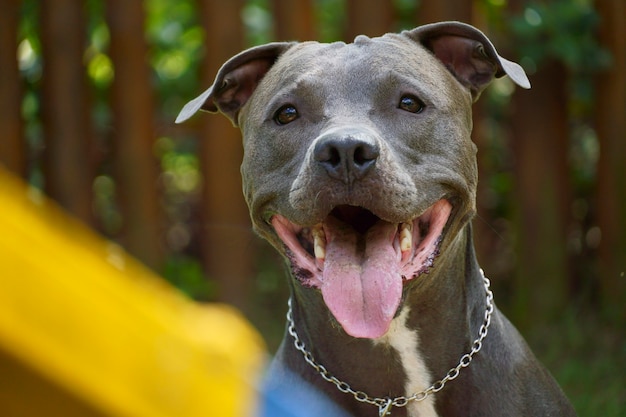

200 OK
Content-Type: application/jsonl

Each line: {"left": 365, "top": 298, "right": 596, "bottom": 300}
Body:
{"left": 374, "top": 307, "right": 440, "bottom": 417}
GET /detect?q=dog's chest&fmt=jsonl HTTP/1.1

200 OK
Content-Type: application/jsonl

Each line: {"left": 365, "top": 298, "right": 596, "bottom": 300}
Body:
{"left": 374, "top": 307, "right": 441, "bottom": 417}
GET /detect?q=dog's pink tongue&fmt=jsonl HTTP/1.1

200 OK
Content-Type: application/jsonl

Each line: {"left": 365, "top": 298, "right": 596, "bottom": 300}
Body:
{"left": 321, "top": 219, "right": 402, "bottom": 339}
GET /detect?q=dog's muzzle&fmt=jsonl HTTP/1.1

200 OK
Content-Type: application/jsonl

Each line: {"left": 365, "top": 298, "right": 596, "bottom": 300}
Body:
{"left": 271, "top": 199, "right": 452, "bottom": 339}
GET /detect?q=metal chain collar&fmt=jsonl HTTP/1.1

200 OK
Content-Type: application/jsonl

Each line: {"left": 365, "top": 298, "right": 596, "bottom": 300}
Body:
{"left": 286, "top": 270, "right": 494, "bottom": 417}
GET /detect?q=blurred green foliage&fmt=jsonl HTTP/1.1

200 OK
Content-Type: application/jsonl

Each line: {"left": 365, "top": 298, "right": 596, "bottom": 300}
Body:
{"left": 507, "top": 1, "right": 608, "bottom": 201}
{"left": 510, "top": 0, "right": 610, "bottom": 73}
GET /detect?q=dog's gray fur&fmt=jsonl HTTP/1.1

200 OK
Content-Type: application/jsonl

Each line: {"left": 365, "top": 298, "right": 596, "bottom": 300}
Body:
{"left": 178, "top": 21, "right": 576, "bottom": 417}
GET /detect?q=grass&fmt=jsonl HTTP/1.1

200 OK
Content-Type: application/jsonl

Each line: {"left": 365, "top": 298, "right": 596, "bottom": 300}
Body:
{"left": 525, "top": 308, "right": 625, "bottom": 416}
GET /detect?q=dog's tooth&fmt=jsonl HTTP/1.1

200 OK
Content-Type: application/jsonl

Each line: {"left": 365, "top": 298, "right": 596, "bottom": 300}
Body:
{"left": 400, "top": 222, "right": 412, "bottom": 252}
{"left": 312, "top": 225, "right": 326, "bottom": 260}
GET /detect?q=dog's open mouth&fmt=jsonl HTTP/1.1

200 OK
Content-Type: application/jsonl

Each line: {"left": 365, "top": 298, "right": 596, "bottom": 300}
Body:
{"left": 271, "top": 199, "right": 453, "bottom": 339}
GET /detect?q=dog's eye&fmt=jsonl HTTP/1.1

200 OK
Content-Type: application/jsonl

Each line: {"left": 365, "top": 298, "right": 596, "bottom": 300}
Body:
{"left": 399, "top": 95, "right": 425, "bottom": 114}
{"left": 274, "top": 104, "right": 299, "bottom": 125}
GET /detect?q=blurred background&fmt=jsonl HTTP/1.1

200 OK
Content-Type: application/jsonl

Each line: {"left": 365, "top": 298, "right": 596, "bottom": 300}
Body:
{"left": 0, "top": 0, "right": 624, "bottom": 415}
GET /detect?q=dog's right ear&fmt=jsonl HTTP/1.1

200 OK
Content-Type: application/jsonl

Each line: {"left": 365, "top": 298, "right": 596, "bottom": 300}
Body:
{"left": 176, "top": 42, "right": 295, "bottom": 126}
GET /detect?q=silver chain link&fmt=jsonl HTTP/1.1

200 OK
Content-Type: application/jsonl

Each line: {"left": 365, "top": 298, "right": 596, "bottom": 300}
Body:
{"left": 286, "top": 270, "right": 494, "bottom": 416}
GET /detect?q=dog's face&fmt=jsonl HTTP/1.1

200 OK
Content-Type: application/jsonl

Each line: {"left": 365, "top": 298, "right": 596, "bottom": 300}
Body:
{"left": 241, "top": 36, "right": 477, "bottom": 339}
{"left": 177, "top": 22, "right": 529, "bottom": 339}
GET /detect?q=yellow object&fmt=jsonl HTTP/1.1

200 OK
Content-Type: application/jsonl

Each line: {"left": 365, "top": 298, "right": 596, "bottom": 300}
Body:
{"left": 0, "top": 166, "right": 266, "bottom": 417}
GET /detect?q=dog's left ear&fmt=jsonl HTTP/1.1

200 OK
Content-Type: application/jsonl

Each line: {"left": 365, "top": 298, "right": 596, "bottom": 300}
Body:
{"left": 176, "top": 42, "right": 295, "bottom": 125}
{"left": 404, "top": 21, "right": 530, "bottom": 100}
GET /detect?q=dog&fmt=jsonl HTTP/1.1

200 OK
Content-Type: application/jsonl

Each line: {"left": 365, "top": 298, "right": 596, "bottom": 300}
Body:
{"left": 177, "top": 21, "right": 576, "bottom": 417}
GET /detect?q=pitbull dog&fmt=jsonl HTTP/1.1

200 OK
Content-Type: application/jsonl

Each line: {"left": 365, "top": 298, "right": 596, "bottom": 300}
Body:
{"left": 177, "top": 21, "right": 576, "bottom": 417}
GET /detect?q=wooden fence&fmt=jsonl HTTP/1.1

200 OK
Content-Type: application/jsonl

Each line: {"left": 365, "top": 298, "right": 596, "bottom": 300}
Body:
{"left": 0, "top": 0, "right": 624, "bottom": 331}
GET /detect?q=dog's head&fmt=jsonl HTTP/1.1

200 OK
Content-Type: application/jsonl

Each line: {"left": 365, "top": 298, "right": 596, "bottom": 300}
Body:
{"left": 178, "top": 22, "right": 529, "bottom": 339}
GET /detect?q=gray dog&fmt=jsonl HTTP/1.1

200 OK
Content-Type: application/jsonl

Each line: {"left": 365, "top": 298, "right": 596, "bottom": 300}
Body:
{"left": 178, "top": 21, "right": 576, "bottom": 417}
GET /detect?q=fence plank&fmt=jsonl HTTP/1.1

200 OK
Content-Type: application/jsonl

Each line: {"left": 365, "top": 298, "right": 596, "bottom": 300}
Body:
{"left": 0, "top": 0, "right": 25, "bottom": 176}
{"left": 196, "top": 0, "right": 255, "bottom": 311}
{"left": 417, "top": 0, "right": 474, "bottom": 24}
{"left": 105, "top": 0, "right": 163, "bottom": 270}
{"left": 509, "top": 61, "right": 571, "bottom": 328}
{"left": 271, "top": 0, "right": 316, "bottom": 41}
{"left": 345, "top": 0, "right": 394, "bottom": 40}
{"left": 594, "top": 0, "right": 626, "bottom": 322}
{"left": 40, "top": 0, "right": 93, "bottom": 223}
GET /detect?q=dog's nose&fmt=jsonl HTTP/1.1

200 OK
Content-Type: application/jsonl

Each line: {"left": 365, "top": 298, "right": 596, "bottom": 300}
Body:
{"left": 313, "top": 130, "right": 379, "bottom": 184}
